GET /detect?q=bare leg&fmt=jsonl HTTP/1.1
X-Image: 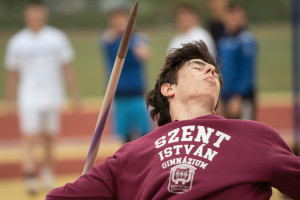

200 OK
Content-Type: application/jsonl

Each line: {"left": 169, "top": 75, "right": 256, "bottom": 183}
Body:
{"left": 41, "top": 133, "right": 55, "bottom": 190}
{"left": 22, "top": 135, "right": 38, "bottom": 194}
{"left": 22, "top": 135, "right": 36, "bottom": 172}
{"left": 227, "top": 95, "right": 243, "bottom": 119}
{"left": 42, "top": 133, "right": 54, "bottom": 168}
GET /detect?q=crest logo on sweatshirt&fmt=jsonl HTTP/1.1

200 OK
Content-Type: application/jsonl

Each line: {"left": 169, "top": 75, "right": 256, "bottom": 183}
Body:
{"left": 168, "top": 164, "right": 196, "bottom": 194}
{"left": 154, "top": 125, "right": 231, "bottom": 194}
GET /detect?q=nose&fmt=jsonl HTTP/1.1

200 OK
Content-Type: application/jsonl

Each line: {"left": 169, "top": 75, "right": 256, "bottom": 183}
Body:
{"left": 205, "top": 64, "right": 216, "bottom": 75}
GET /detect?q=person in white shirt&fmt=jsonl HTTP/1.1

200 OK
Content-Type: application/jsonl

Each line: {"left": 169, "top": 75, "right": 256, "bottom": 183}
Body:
{"left": 4, "top": 2, "right": 81, "bottom": 195}
{"left": 167, "top": 4, "right": 216, "bottom": 58}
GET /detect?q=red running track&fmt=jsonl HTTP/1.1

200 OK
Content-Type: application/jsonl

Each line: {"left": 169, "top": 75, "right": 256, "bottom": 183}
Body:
{"left": 0, "top": 104, "right": 295, "bottom": 179}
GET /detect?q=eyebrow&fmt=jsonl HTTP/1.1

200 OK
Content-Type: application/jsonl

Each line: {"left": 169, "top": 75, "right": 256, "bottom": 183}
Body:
{"left": 188, "top": 60, "right": 207, "bottom": 67}
{"left": 189, "top": 60, "right": 206, "bottom": 65}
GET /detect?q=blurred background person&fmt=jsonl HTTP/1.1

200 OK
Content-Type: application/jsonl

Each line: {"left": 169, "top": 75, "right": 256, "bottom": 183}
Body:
{"left": 100, "top": 6, "right": 151, "bottom": 143}
{"left": 217, "top": 2, "right": 257, "bottom": 120}
{"left": 167, "top": 3, "right": 216, "bottom": 58}
{"left": 206, "top": 0, "right": 229, "bottom": 52}
{"left": 4, "top": 1, "right": 81, "bottom": 195}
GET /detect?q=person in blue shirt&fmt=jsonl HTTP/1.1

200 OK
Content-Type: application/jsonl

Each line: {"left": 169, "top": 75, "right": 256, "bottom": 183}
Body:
{"left": 100, "top": 7, "right": 151, "bottom": 143}
{"left": 217, "top": 3, "right": 257, "bottom": 120}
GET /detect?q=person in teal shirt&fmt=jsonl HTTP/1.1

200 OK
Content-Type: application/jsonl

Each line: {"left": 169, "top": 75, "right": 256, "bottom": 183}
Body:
{"left": 100, "top": 7, "right": 151, "bottom": 143}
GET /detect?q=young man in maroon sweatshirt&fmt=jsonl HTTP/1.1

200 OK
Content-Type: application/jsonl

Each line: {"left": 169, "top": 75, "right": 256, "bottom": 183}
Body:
{"left": 46, "top": 41, "right": 300, "bottom": 200}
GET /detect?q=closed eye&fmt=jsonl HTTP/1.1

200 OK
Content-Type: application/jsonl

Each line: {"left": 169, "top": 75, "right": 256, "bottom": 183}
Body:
{"left": 189, "top": 60, "right": 206, "bottom": 70}
{"left": 193, "top": 67, "right": 202, "bottom": 71}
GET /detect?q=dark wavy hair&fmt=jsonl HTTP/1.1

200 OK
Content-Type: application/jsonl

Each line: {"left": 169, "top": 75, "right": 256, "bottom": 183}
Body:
{"left": 145, "top": 41, "right": 223, "bottom": 126}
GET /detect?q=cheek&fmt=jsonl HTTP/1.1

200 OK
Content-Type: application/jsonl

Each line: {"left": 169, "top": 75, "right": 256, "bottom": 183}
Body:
{"left": 214, "top": 84, "right": 221, "bottom": 102}
{"left": 212, "top": 81, "right": 221, "bottom": 93}
{"left": 204, "top": 80, "right": 220, "bottom": 96}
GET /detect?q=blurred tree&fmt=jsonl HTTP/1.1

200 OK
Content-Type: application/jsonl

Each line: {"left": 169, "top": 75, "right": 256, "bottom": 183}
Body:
{"left": 0, "top": 0, "right": 291, "bottom": 29}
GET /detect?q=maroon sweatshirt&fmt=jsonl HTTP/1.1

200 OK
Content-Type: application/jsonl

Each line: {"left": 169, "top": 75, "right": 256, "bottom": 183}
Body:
{"left": 46, "top": 115, "right": 300, "bottom": 200}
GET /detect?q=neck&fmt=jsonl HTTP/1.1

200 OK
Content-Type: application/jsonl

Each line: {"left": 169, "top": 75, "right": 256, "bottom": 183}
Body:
{"left": 212, "top": 9, "right": 226, "bottom": 20}
{"left": 169, "top": 98, "right": 215, "bottom": 121}
{"left": 29, "top": 26, "right": 43, "bottom": 33}
{"left": 179, "top": 24, "right": 197, "bottom": 34}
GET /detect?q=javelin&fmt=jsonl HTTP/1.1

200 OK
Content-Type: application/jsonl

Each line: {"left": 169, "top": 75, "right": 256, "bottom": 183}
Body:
{"left": 82, "top": 0, "right": 139, "bottom": 174}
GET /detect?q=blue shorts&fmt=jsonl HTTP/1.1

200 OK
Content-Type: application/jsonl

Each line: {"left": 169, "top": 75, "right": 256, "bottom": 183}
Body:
{"left": 113, "top": 96, "right": 151, "bottom": 140}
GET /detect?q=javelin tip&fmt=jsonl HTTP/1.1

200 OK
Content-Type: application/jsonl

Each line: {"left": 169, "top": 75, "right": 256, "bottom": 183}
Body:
{"left": 117, "top": 0, "right": 139, "bottom": 59}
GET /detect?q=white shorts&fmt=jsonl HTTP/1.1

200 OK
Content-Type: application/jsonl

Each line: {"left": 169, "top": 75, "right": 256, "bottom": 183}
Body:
{"left": 19, "top": 108, "right": 60, "bottom": 135}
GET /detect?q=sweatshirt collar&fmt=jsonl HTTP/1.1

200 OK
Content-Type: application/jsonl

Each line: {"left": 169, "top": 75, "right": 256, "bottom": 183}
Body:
{"left": 194, "top": 114, "right": 225, "bottom": 120}
{"left": 173, "top": 114, "right": 225, "bottom": 122}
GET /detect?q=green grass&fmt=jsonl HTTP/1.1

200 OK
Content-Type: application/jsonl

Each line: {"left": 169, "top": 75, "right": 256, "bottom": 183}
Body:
{"left": 68, "top": 29, "right": 104, "bottom": 97}
{"left": 251, "top": 23, "right": 292, "bottom": 93}
{"left": 0, "top": 23, "right": 293, "bottom": 100}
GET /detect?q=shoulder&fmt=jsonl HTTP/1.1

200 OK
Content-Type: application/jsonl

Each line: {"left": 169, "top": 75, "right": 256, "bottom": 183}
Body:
{"left": 238, "top": 30, "right": 256, "bottom": 44}
{"left": 100, "top": 30, "right": 122, "bottom": 45}
{"left": 244, "top": 119, "right": 276, "bottom": 131}
{"left": 231, "top": 119, "right": 279, "bottom": 138}
{"left": 130, "top": 32, "right": 148, "bottom": 47}
{"left": 133, "top": 32, "right": 148, "bottom": 40}
{"left": 100, "top": 30, "right": 111, "bottom": 42}
{"left": 45, "top": 25, "right": 64, "bottom": 34}
{"left": 192, "top": 26, "right": 213, "bottom": 39}
{"left": 44, "top": 26, "right": 69, "bottom": 40}
{"left": 167, "top": 35, "right": 182, "bottom": 50}
{"left": 218, "top": 35, "right": 230, "bottom": 46}
{"left": 7, "top": 29, "right": 28, "bottom": 46}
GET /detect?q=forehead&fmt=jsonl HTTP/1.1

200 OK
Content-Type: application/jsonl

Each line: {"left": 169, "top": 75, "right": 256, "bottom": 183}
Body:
{"left": 26, "top": 5, "right": 46, "bottom": 12}
{"left": 177, "top": 8, "right": 197, "bottom": 17}
{"left": 25, "top": 6, "right": 48, "bottom": 17}
{"left": 110, "top": 11, "right": 128, "bottom": 18}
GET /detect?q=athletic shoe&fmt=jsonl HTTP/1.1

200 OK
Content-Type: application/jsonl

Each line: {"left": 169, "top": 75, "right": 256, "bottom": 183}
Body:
{"left": 25, "top": 172, "right": 38, "bottom": 195}
{"left": 40, "top": 167, "right": 55, "bottom": 191}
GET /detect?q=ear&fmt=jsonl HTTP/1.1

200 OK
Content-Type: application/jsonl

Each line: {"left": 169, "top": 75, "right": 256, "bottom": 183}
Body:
{"left": 161, "top": 83, "right": 175, "bottom": 97}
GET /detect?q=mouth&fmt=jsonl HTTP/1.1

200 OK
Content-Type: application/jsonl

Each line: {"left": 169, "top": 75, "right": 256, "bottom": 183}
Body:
{"left": 204, "top": 76, "right": 217, "bottom": 84}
